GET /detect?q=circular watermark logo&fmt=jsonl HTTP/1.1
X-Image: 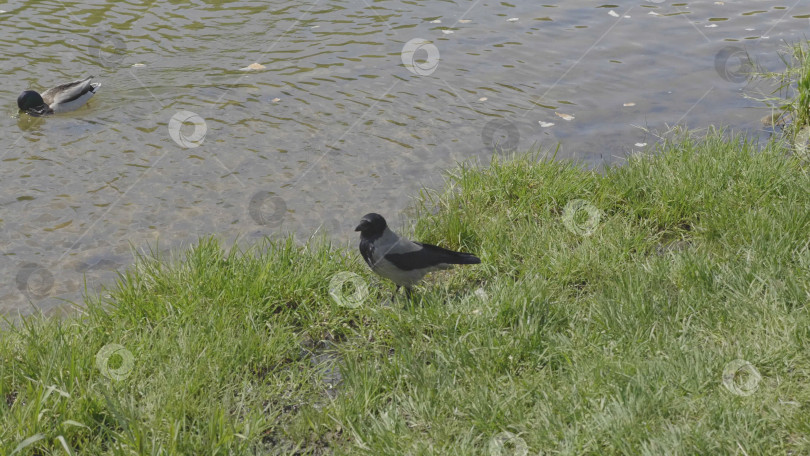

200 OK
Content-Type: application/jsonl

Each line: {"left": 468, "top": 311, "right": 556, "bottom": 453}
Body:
{"left": 316, "top": 216, "right": 341, "bottom": 235}
{"left": 715, "top": 46, "right": 752, "bottom": 84}
{"left": 561, "top": 199, "right": 601, "bottom": 236}
{"left": 328, "top": 272, "right": 369, "bottom": 308}
{"left": 15, "top": 263, "right": 54, "bottom": 299}
{"left": 482, "top": 119, "right": 520, "bottom": 154}
{"left": 88, "top": 29, "right": 126, "bottom": 67}
{"left": 401, "top": 38, "right": 440, "bottom": 75}
{"left": 95, "top": 343, "right": 135, "bottom": 381}
{"left": 168, "top": 110, "right": 207, "bottom": 148}
{"left": 722, "top": 359, "right": 761, "bottom": 396}
{"left": 248, "top": 192, "right": 286, "bottom": 228}
{"left": 463, "top": 287, "right": 489, "bottom": 306}
{"left": 472, "top": 287, "right": 488, "bottom": 301}
{"left": 489, "top": 431, "right": 529, "bottom": 456}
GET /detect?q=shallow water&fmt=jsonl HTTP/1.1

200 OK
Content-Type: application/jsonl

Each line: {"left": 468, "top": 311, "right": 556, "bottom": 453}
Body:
{"left": 1, "top": 0, "right": 808, "bottom": 315}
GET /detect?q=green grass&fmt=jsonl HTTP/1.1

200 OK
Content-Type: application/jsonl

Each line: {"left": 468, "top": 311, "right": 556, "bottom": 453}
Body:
{"left": 753, "top": 41, "right": 810, "bottom": 152}
{"left": 2, "top": 129, "right": 810, "bottom": 455}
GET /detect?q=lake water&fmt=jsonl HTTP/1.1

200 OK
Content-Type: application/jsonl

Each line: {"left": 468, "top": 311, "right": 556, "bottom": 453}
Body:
{"left": 1, "top": 0, "right": 809, "bottom": 316}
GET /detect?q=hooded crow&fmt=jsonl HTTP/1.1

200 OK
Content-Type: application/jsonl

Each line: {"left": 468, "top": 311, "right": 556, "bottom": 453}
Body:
{"left": 355, "top": 213, "right": 480, "bottom": 297}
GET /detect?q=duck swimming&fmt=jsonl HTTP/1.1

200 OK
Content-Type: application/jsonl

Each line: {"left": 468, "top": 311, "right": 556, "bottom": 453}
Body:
{"left": 17, "top": 76, "right": 100, "bottom": 116}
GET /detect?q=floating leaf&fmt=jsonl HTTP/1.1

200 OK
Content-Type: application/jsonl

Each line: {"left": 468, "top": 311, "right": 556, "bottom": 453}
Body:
{"left": 623, "top": 102, "right": 636, "bottom": 107}
{"left": 635, "top": 143, "right": 647, "bottom": 147}
{"left": 538, "top": 121, "right": 555, "bottom": 128}
{"left": 271, "top": 98, "right": 281, "bottom": 103}
{"left": 507, "top": 17, "right": 519, "bottom": 22}
{"left": 441, "top": 30, "right": 454, "bottom": 34}
{"left": 555, "top": 112, "right": 575, "bottom": 121}
{"left": 459, "top": 19, "right": 472, "bottom": 23}
{"left": 430, "top": 19, "right": 442, "bottom": 24}
{"left": 240, "top": 62, "right": 266, "bottom": 71}
{"left": 478, "top": 97, "right": 488, "bottom": 102}
{"left": 608, "top": 10, "right": 619, "bottom": 17}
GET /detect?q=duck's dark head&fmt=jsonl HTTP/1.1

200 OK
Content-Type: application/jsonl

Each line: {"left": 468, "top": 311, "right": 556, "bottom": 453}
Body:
{"left": 17, "top": 90, "right": 51, "bottom": 116}
{"left": 354, "top": 213, "right": 387, "bottom": 238}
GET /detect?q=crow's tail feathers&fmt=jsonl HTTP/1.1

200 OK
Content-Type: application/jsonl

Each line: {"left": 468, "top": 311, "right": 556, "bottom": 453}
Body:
{"left": 413, "top": 242, "right": 482, "bottom": 266}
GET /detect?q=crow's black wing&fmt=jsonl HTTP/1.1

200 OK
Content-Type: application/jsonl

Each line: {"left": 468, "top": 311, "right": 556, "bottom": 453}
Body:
{"left": 384, "top": 242, "right": 480, "bottom": 271}
{"left": 359, "top": 237, "right": 376, "bottom": 267}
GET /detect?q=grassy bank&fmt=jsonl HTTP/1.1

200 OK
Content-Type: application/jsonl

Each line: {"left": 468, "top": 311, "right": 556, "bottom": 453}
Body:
{"left": 756, "top": 41, "right": 810, "bottom": 152}
{"left": 2, "top": 129, "right": 810, "bottom": 455}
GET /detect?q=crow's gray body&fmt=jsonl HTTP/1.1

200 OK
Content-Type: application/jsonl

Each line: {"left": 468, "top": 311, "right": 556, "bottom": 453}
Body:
{"left": 355, "top": 213, "right": 480, "bottom": 295}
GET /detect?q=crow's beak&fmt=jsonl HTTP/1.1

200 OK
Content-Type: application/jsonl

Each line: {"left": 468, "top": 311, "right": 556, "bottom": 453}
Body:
{"left": 354, "top": 220, "right": 369, "bottom": 232}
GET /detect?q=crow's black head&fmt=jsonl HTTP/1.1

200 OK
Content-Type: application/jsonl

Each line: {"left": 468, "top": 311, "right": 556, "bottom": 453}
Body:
{"left": 354, "top": 213, "right": 387, "bottom": 237}
{"left": 17, "top": 90, "right": 51, "bottom": 116}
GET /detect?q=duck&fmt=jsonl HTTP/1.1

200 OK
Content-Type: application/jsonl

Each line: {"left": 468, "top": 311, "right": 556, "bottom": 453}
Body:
{"left": 17, "top": 76, "right": 100, "bottom": 116}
